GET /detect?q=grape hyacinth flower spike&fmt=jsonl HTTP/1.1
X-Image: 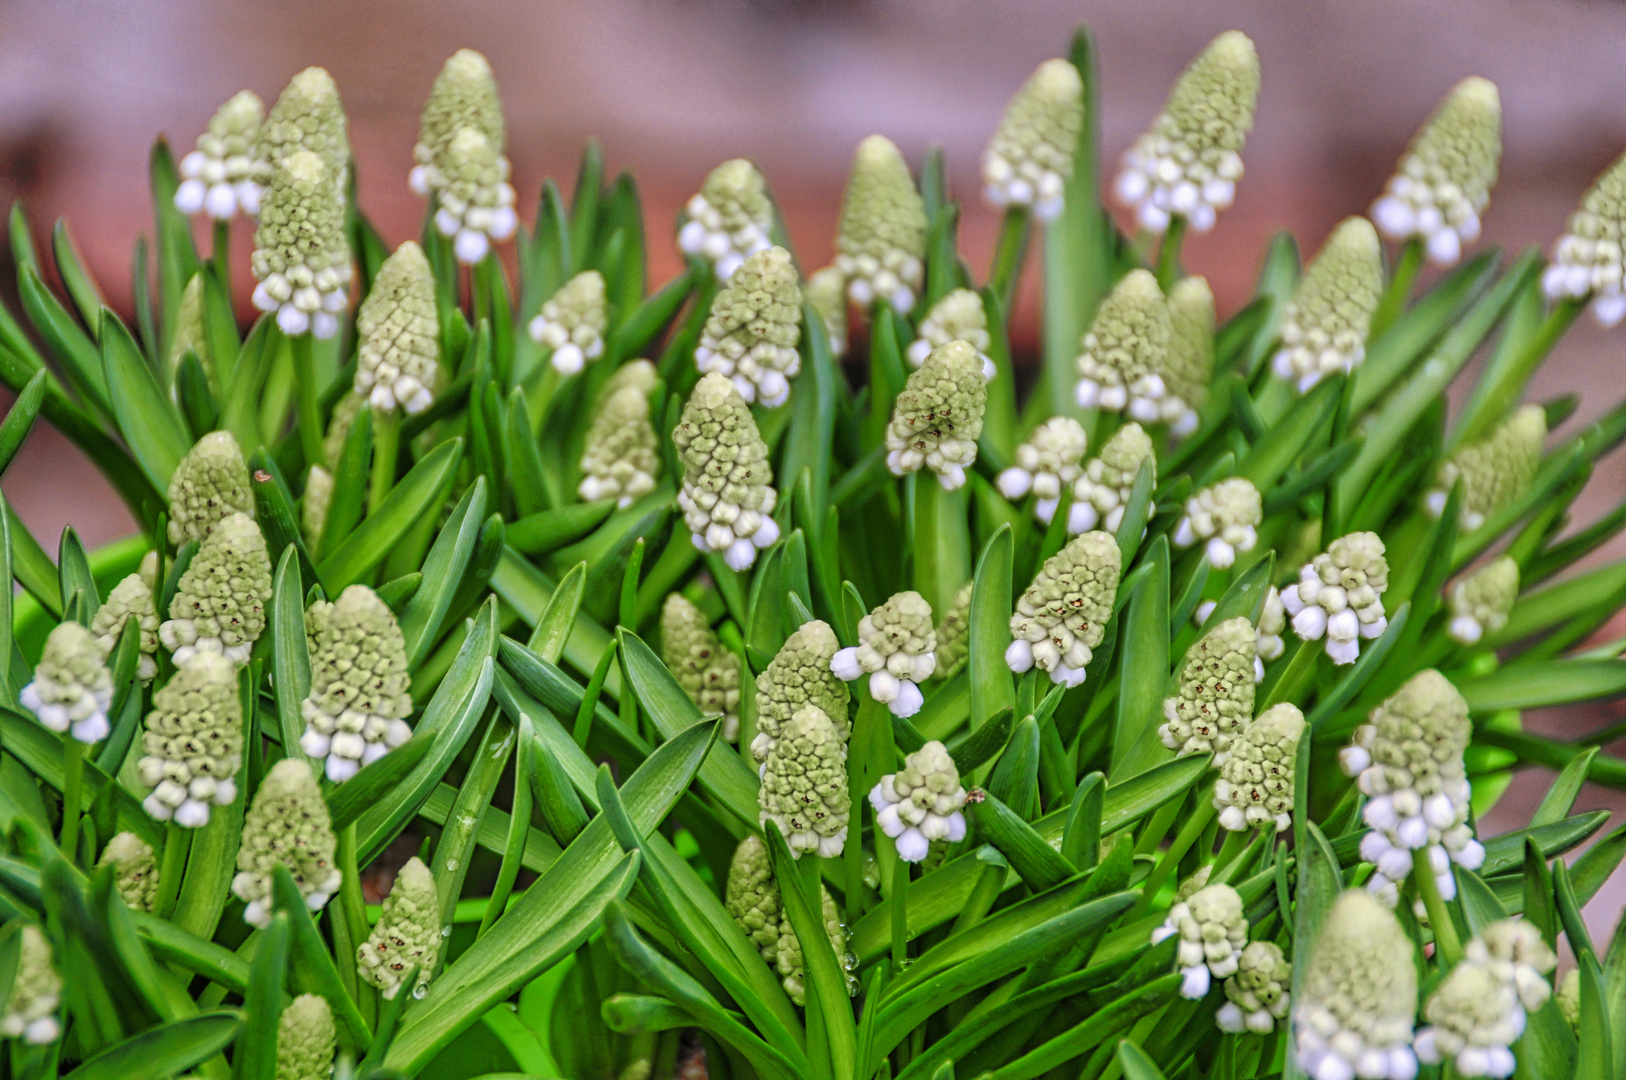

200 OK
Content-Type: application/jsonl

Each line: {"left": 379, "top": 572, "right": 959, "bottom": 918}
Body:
{"left": 673, "top": 372, "right": 780, "bottom": 571}
{"left": 695, "top": 245, "right": 802, "bottom": 406}
{"left": 885, "top": 340, "right": 987, "bottom": 490}
{"left": 679, "top": 158, "right": 774, "bottom": 280}
{"left": 983, "top": 57, "right": 1084, "bottom": 221}
{"left": 869, "top": 740, "right": 968, "bottom": 862}
{"left": 354, "top": 241, "right": 440, "bottom": 415}
{"left": 835, "top": 135, "right": 927, "bottom": 313}
{"left": 1281, "top": 531, "right": 1389, "bottom": 665}
{"left": 20, "top": 622, "right": 114, "bottom": 744}
{"left": 997, "top": 416, "right": 1087, "bottom": 524}
{"left": 175, "top": 90, "right": 265, "bottom": 220}
{"left": 529, "top": 270, "right": 607, "bottom": 376}
{"left": 1293, "top": 890, "right": 1419, "bottom": 1080}
{"left": 907, "top": 288, "right": 995, "bottom": 380}
{"left": 832, "top": 590, "right": 937, "bottom": 717}
{"left": 1007, "top": 530, "right": 1121, "bottom": 687}
{"left": 1271, "top": 217, "right": 1384, "bottom": 393}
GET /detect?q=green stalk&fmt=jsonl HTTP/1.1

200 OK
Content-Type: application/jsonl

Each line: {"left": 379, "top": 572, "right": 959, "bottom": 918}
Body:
{"left": 1210, "top": 827, "right": 1249, "bottom": 874}
{"left": 1154, "top": 215, "right": 1187, "bottom": 293}
{"left": 1411, "top": 849, "right": 1463, "bottom": 966}
{"left": 291, "top": 331, "right": 325, "bottom": 471}
{"left": 890, "top": 851, "right": 909, "bottom": 973}
{"left": 155, "top": 821, "right": 191, "bottom": 920}
{"left": 213, "top": 219, "right": 232, "bottom": 312}
{"left": 1368, "top": 237, "right": 1424, "bottom": 340}
{"left": 1128, "top": 801, "right": 1216, "bottom": 920}
{"left": 60, "top": 738, "right": 84, "bottom": 863}
{"left": 1261, "top": 639, "right": 1318, "bottom": 710}
{"left": 369, "top": 407, "right": 400, "bottom": 514}
{"left": 1133, "top": 800, "right": 1181, "bottom": 857}
{"left": 988, "top": 208, "right": 1032, "bottom": 314}
{"left": 332, "top": 823, "right": 375, "bottom": 1025}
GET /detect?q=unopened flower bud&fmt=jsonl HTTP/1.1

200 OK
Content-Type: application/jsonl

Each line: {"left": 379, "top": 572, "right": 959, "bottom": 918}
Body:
{"left": 579, "top": 360, "right": 661, "bottom": 508}
{"left": 679, "top": 159, "right": 774, "bottom": 280}
{"left": 835, "top": 135, "right": 927, "bottom": 313}
{"left": 258, "top": 67, "right": 350, "bottom": 193}
{"left": 1426, "top": 405, "right": 1545, "bottom": 531}
{"left": 997, "top": 416, "right": 1087, "bottom": 525}
{"left": 232, "top": 759, "right": 341, "bottom": 928}
{"left": 1272, "top": 218, "right": 1384, "bottom": 393}
{"left": 1282, "top": 531, "right": 1389, "bottom": 666}
{"left": 1556, "top": 970, "right": 1581, "bottom": 1032}
{"left": 1542, "top": 149, "right": 1626, "bottom": 325}
{"left": 1414, "top": 961, "right": 1523, "bottom": 1078}
{"left": 1257, "top": 586, "right": 1286, "bottom": 665}
{"left": 169, "top": 273, "right": 216, "bottom": 393}
{"left": 167, "top": 430, "right": 255, "bottom": 546}
{"left": 1151, "top": 883, "right": 1248, "bottom": 999}
{"left": 300, "top": 585, "right": 414, "bottom": 783}
{"left": 413, "top": 51, "right": 515, "bottom": 264}
{"left": 833, "top": 591, "right": 936, "bottom": 717}
{"left": 90, "top": 572, "right": 159, "bottom": 683}
{"left": 907, "top": 288, "right": 995, "bottom": 380}
{"left": 251, "top": 149, "right": 352, "bottom": 339}
{"left": 759, "top": 705, "right": 849, "bottom": 858}
{"left": 354, "top": 241, "right": 439, "bottom": 415}
{"left": 1294, "top": 890, "right": 1418, "bottom": 1080}
{"left": 726, "top": 835, "right": 783, "bottom": 964}
{"left": 1159, "top": 617, "right": 1257, "bottom": 762}
{"left": 774, "top": 881, "right": 852, "bottom": 1005}
{"left": 1472, "top": 917, "right": 1557, "bottom": 1014}
{"left": 303, "top": 465, "right": 332, "bottom": 549}
{"left": 1174, "top": 477, "right": 1261, "bottom": 569}
{"left": 176, "top": 90, "right": 266, "bottom": 221}
{"left": 358, "top": 856, "right": 440, "bottom": 1000}
{"left": 1007, "top": 530, "right": 1121, "bottom": 687}
{"left": 661, "top": 593, "right": 742, "bottom": 742}
{"left": 1069, "top": 422, "right": 1156, "bottom": 534}
{"left": 1215, "top": 702, "right": 1304, "bottom": 833}
{"left": 529, "top": 270, "right": 606, "bottom": 376}
{"left": 0, "top": 926, "right": 61, "bottom": 1045}
{"left": 932, "top": 583, "right": 973, "bottom": 682}
{"left": 98, "top": 832, "right": 158, "bottom": 913}
{"left": 277, "top": 993, "right": 337, "bottom": 1080}
{"left": 1074, "top": 269, "right": 1172, "bottom": 421}
{"left": 983, "top": 58, "right": 1083, "bottom": 221}
{"left": 696, "top": 246, "right": 802, "bottom": 407}
{"left": 160, "top": 512, "right": 272, "bottom": 666}
{"left": 1164, "top": 276, "right": 1215, "bottom": 437}
{"left": 674, "top": 372, "right": 779, "bottom": 571}
{"left": 804, "top": 266, "right": 848, "bottom": 357}
{"left": 752, "top": 620, "right": 848, "bottom": 764}
{"left": 1217, "top": 941, "right": 1292, "bottom": 1034}
{"left": 323, "top": 391, "right": 364, "bottom": 470}
{"left": 869, "top": 740, "right": 967, "bottom": 862}
{"left": 1175, "top": 866, "right": 1213, "bottom": 903}
{"left": 886, "top": 341, "right": 987, "bottom": 490}
{"left": 138, "top": 651, "right": 243, "bottom": 827}
{"left": 21, "top": 622, "right": 114, "bottom": 744}
{"left": 1449, "top": 556, "right": 1518, "bottom": 645}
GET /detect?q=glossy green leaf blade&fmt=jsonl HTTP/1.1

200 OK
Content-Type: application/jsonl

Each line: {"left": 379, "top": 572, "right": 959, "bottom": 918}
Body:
{"left": 62, "top": 1011, "right": 242, "bottom": 1080}
{"left": 398, "top": 478, "right": 487, "bottom": 669}
{"left": 1113, "top": 535, "right": 1169, "bottom": 777}
{"left": 969, "top": 524, "right": 1015, "bottom": 731}
{"left": 1457, "top": 659, "right": 1626, "bottom": 712}
{"left": 269, "top": 546, "right": 313, "bottom": 767}
{"left": 317, "top": 438, "right": 462, "bottom": 591}
{"left": 102, "top": 311, "right": 190, "bottom": 492}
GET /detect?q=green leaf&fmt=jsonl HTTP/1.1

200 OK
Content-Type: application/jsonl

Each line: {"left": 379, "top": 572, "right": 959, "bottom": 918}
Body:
{"left": 102, "top": 310, "right": 191, "bottom": 491}
{"left": 526, "top": 561, "right": 586, "bottom": 663}
{"left": 0, "top": 706, "right": 159, "bottom": 845}
{"left": 318, "top": 439, "right": 462, "bottom": 591}
{"left": 1571, "top": 821, "right": 1626, "bottom": 906}
{"left": 18, "top": 262, "right": 111, "bottom": 417}
{"left": 968, "top": 794, "right": 1075, "bottom": 893}
{"left": 398, "top": 478, "right": 487, "bottom": 668}
{"left": 63, "top": 1012, "right": 241, "bottom": 1080}
{"left": 269, "top": 546, "right": 313, "bottom": 766}
{"left": 270, "top": 866, "right": 371, "bottom": 1050}
{"left": 969, "top": 524, "right": 1015, "bottom": 731}
{"left": 1237, "top": 374, "right": 1344, "bottom": 490}
{"left": 1577, "top": 955, "right": 1613, "bottom": 1080}
{"left": 1117, "top": 1041, "right": 1169, "bottom": 1080}
{"left": 1112, "top": 535, "right": 1169, "bottom": 777}
{"left": 52, "top": 220, "right": 107, "bottom": 338}
{"left": 1289, "top": 820, "right": 1343, "bottom": 1065}
{"left": 1534, "top": 746, "right": 1599, "bottom": 827}
{"left": 945, "top": 706, "right": 1014, "bottom": 774}
{"left": 249, "top": 455, "right": 318, "bottom": 595}
{"left": 0, "top": 369, "right": 46, "bottom": 476}
{"left": 233, "top": 911, "right": 289, "bottom": 1080}
{"left": 1305, "top": 604, "right": 1409, "bottom": 732}
{"left": 1457, "top": 659, "right": 1626, "bottom": 712}
{"left": 326, "top": 729, "right": 436, "bottom": 832}
{"left": 317, "top": 402, "right": 373, "bottom": 561}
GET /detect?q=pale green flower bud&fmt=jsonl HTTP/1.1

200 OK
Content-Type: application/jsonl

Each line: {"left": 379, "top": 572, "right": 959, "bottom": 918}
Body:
{"left": 0, "top": 926, "right": 61, "bottom": 1045}
{"left": 679, "top": 159, "right": 774, "bottom": 280}
{"left": 752, "top": 620, "right": 848, "bottom": 763}
{"left": 1426, "top": 405, "right": 1545, "bottom": 532}
{"left": 661, "top": 593, "right": 742, "bottom": 742}
{"left": 1152, "top": 883, "right": 1248, "bottom": 999}
{"left": 1069, "top": 422, "right": 1156, "bottom": 534}
{"left": 1449, "top": 556, "right": 1518, "bottom": 645}
{"left": 869, "top": 740, "right": 967, "bottom": 862}
{"left": 303, "top": 465, "right": 332, "bottom": 549}
{"left": 1115, "top": 31, "right": 1260, "bottom": 234}
{"left": 674, "top": 372, "right": 780, "bottom": 570}
{"left": 139, "top": 550, "right": 159, "bottom": 593}
{"left": 1074, "top": 270, "right": 1173, "bottom": 421}
{"left": 358, "top": 856, "right": 440, "bottom": 1000}
{"left": 775, "top": 884, "right": 852, "bottom": 1005}
{"left": 1283, "top": 531, "right": 1390, "bottom": 666}
{"left": 931, "top": 583, "right": 973, "bottom": 682}
{"left": 832, "top": 591, "right": 935, "bottom": 717}
{"left": 355, "top": 241, "right": 439, "bottom": 415}
{"left": 835, "top": 135, "right": 927, "bottom": 313}
{"left": 1472, "top": 917, "right": 1557, "bottom": 1013}
{"left": 160, "top": 512, "right": 273, "bottom": 666}
{"left": 415, "top": 50, "right": 505, "bottom": 179}
{"left": 176, "top": 90, "right": 265, "bottom": 221}
{"left": 696, "top": 246, "right": 802, "bottom": 407}
{"left": 251, "top": 149, "right": 352, "bottom": 339}
{"left": 759, "top": 704, "right": 849, "bottom": 858}
{"left": 233, "top": 759, "right": 341, "bottom": 928}
{"left": 168, "top": 274, "right": 216, "bottom": 391}
{"left": 1008, "top": 529, "right": 1121, "bottom": 687}
{"left": 1557, "top": 970, "right": 1581, "bottom": 1032}
{"left": 1272, "top": 218, "right": 1384, "bottom": 393}
{"left": 725, "top": 835, "right": 782, "bottom": 964}
{"left": 983, "top": 58, "right": 1083, "bottom": 221}
{"left": 1543, "top": 148, "right": 1626, "bottom": 325}
{"left": 580, "top": 360, "right": 661, "bottom": 508}
{"left": 907, "top": 288, "right": 994, "bottom": 380}
{"left": 1164, "top": 276, "right": 1215, "bottom": 437}
{"left": 98, "top": 831, "right": 158, "bottom": 913}
{"left": 1175, "top": 866, "right": 1213, "bottom": 903}
{"left": 300, "top": 585, "right": 414, "bottom": 783}
{"left": 138, "top": 651, "right": 243, "bottom": 828}
{"left": 1218, "top": 941, "right": 1292, "bottom": 1034}
{"left": 277, "top": 994, "right": 336, "bottom": 1080}
{"left": 804, "top": 265, "right": 848, "bottom": 358}
{"left": 1340, "top": 670, "right": 1482, "bottom": 909}
{"left": 21, "top": 622, "right": 113, "bottom": 744}
{"left": 167, "top": 430, "right": 254, "bottom": 546}
{"left": 258, "top": 67, "right": 349, "bottom": 190}
{"left": 323, "top": 391, "right": 364, "bottom": 469}
{"left": 1256, "top": 586, "right": 1286, "bottom": 663}
{"left": 1295, "top": 890, "right": 1418, "bottom": 1080}
{"left": 433, "top": 127, "right": 518, "bottom": 264}
{"left": 528, "top": 270, "right": 607, "bottom": 376}
{"left": 1414, "top": 961, "right": 1523, "bottom": 1078}
{"left": 885, "top": 340, "right": 987, "bottom": 490}
{"left": 1373, "top": 77, "right": 1501, "bottom": 267}
{"left": 1214, "top": 702, "right": 1304, "bottom": 833}
{"left": 1175, "top": 477, "right": 1261, "bottom": 570}
{"left": 1159, "top": 617, "right": 1257, "bottom": 762}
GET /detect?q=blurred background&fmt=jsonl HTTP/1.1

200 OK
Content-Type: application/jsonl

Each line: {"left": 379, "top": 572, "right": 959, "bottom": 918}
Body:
{"left": 0, "top": 0, "right": 1624, "bottom": 935}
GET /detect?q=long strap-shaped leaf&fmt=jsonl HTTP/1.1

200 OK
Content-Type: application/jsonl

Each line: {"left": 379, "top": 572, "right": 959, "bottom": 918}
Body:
{"left": 318, "top": 438, "right": 463, "bottom": 590}
{"left": 61, "top": 1011, "right": 242, "bottom": 1080}
{"left": 764, "top": 822, "right": 857, "bottom": 1080}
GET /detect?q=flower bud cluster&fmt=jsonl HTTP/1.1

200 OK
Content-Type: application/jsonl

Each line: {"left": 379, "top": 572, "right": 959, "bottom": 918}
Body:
{"left": 1282, "top": 531, "right": 1389, "bottom": 665}
{"left": 138, "top": 651, "right": 243, "bottom": 827}
{"left": 869, "top": 740, "right": 967, "bottom": 862}
{"left": 1174, "top": 477, "right": 1261, "bottom": 569}
{"left": 98, "top": 832, "right": 158, "bottom": 913}
{"left": 751, "top": 621, "right": 849, "bottom": 766}
{"left": 169, "top": 275, "right": 215, "bottom": 391}
{"left": 1069, "top": 422, "right": 1156, "bottom": 534}
{"left": 232, "top": 759, "right": 342, "bottom": 928}
{"left": 251, "top": 147, "right": 351, "bottom": 338}
{"left": 1151, "top": 882, "right": 1248, "bottom": 999}
{"left": 0, "top": 925, "right": 61, "bottom": 1045}
{"left": 160, "top": 512, "right": 273, "bottom": 665}
{"left": 1074, "top": 270, "right": 1174, "bottom": 422}
{"left": 1159, "top": 617, "right": 1258, "bottom": 762}
{"left": 772, "top": 879, "right": 850, "bottom": 1006}
{"left": 21, "top": 622, "right": 113, "bottom": 744}
{"left": 1425, "top": 405, "right": 1545, "bottom": 532}
{"left": 804, "top": 266, "right": 848, "bottom": 357}
{"left": 1214, "top": 702, "right": 1304, "bottom": 833}
{"left": 1415, "top": 920, "right": 1554, "bottom": 1078}
{"left": 759, "top": 704, "right": 849, "bottom": 858}
{"left": 833, "top": 591, "right": 936, "bottom": 717}
{"left": 529, "top": 271, "right": 607, "bottom": 376}
{"left": 1257, "top": 587, "right": 1286, "bottom": 664}
{"left": 579, "top": 360, "right": 661, "bottom": 508}
{"left": 167, "top": 431, "right": 255, "bottom": 546}
{"left": 354, "top": 241, "right": 439, "bottom": 415}
{"left": 90, "top": 570, "right": 160, "bottom": 682}
{"left": 1164, "top": 276, "right": 1215, "bottom": 436}
{"left": 1542, "top": 150, "right": 1626, "bottom": 325}
{"left": 674, "top": 372, "right": 780, "bottom": 571}
{"left": 1449, "top": 556, "right": 1518, "bottom": 645}
{"left": 412, "top": 51, "right": 516, "bottom": 264}
{"left": 997, "top": 416, "right": 1087, "bottom": 525}
{"left": 359, "top": 857, "right": 440, "bottom": 1001}
{"left": 1218, "top": 941, "right": 1292, "bottom": 1034}
{"left": 679, "top": 159, "right": 774, "bottom": 280}
{"left": 836, "top": 136, "right": 927, "bottom": 313}
{"left": 1007, "top": 530, "right": 1121, "bottom": 687}
{"left": 304, "top": 467, "right": 332, "bottom": 549}
{"left": 886, "top": 341, "right": 987, "bottom": 490}
{"left": 695, "top": 246, "right": 802, "bottom": 407}
{"left": 257, "top": 68, "right": 349, "bottom": 193}
{"left": 932, "top": 583, "right": 973, "bottom": 681}
{"left": 983, "top": 59, "right": 1084, "bottom": 221}
{"left": 1272, "top": 218, "right": 1384, "bottom": 392}
{"left": 907, "top": 289, "right": 995, "bottom": 381}
{"left": 661, "top": 593, "right": 742, "bottom": 742}
{"left": 1294, "top": 890, "right": 1418, "bottom": 1080}
{"left": 300, "top": 585, "right": 415, "bottom": 783}
{"left": 725, "top": 835, "right": 783, "bottom": 964}
{"left": 278, "top": 994, "right": 337, "bottom": 1080}
{"left": 175, "top": 91, "right": 265, "bottom": 220}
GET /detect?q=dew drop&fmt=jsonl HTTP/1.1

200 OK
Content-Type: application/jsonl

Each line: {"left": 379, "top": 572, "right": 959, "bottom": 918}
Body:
{"left": 412, "top": 982, "right": 428, "bottom": 1000}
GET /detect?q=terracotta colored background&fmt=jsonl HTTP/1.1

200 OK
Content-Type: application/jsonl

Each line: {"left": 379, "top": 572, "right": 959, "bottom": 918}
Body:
{"left": 1, "top": 0, "right": 1624, "bottom": 941}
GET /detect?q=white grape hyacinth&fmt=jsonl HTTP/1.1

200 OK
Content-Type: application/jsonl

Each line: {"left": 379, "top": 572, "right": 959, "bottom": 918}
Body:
{"left": 869, "top": 740, "right": 968, "bottom": 862}
{"left": 1295, "top": 890, "right": 1420, "bottom": 1080}
{"left": 1151, "top": 883, "right": 1248, "bottom": 999}
{"left": 996, "top": 416, "right": 1087, "bottom": 524}
{"left": 175, "top": 90, "right": 265, "bottom": 220}
{"left": 1281, "top": 532, "right": 1389, "bottom": 665}
{"left": 831, "top": 591, "right": 936, "bottom": 718}
{"left": 678, "top": 158, "right": 774, "bottom": 280}
{"left": 20, "top": 623, "right": 114, "bottom": 744}
{"left": 1173, "top": 477, "right": 1261, "bottom": 569}
{"left": 906, "top": 288, "right": 996, "bottom": 381}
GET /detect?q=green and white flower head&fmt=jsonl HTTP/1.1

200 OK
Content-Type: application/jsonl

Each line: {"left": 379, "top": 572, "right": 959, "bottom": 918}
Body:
{"left": 323, "top": 391, "right": 364, "bottom": 468}
{"left": 1214, "top": 702, "right": 1304, "bottom": 833}
{"left": 804, "top": 266, "right": 848, "bottom": 358}
{"left": 679, "top": 159, "right": 774, "bottom": 280}
{"left": 1414, "top": 932, "right": 1540, "bottom": 1080}
{"left": 1425, "top": 405, "right": 1545, "bottom": 531}
{"left": 885, "top": 340, "right": 988, "bottom": 490}
{"left": 1556, "top": 970, "right": 1581, "bottom": 1032}
{"left": 751, "top": 620, "right": 847, "bottom": 765}
{"left": 303, "top": 466, "right": 332, "bottom": 548}
{"left": 1257, "top": 586, "right": 1286, "bottom": 662}
{"left": 358, "top": 856, "right": 440, "bottom": 1000}
{"left": 997, "top": 416, "right": 1087, "bottom": 525}
{"left": 1007, "top": 529, "right": 1121, "bottom": 687}
{"left": 529, "top": 270, "right": 607, "bottom": 376}
{"left": 1068, "top": 422, "right": 1155, "bottom": 534}
{"left": 696, "top": 246, "right": 802, "bottom": 406}
{"left": 167, "top": 430, "right": 254, "bottom": 546}
{"left": 579, "top": 360, "right": 661, "bottom": 508}
{"left": 759, "top": 704, "right": 849, "bottom": 858}
{"left": 775, "top": 884, "right": 851, "bottom": 1005}
{"left": 1282, "top": 531, "right": 1389, "bottom": 665}
{"left": 1164, "top": 276, "right": 1215, "bottom": 436}
{"left": 1272, "top": 217, "right": 1384, "bottom": 393}
{"left": 251, "top": 149, "right": 352, "bottom": 338}
{"left": 832, "top": 591, "right": 937, "bottom": 717}
{"left": 1151, "top": 882, "right": 1248, "bottom": 999}
{"left": 1372, "top": 77, "right": 1501, "bottom": 267}
{"left": 1449, "top": 556, "right": 1518, "bottom": 645}
{"left": 983, "top": 58, "right": 1084, "bottom": 221}
{"left": 169, "top": 273, "right": 214, "bottom": 390}
{"left": 257, "top": 67, "right": 349, "bottom": 192}
{"left": 1115, "top": 31, "right": 1260, "bottom": 234}
{"left": 98, "top": 832, "right": 158, "bottom": 913}
{"left": 1175, "top": 866, "right": 1213, "bottom": 903}
{"left": 138, "top": 651, "right": 243, "bottom": 827}
{"left": 932, "top": 582, "right": 973, "bottom": 681}
{"left": 175, "top": 90, "right": 265, "bottom": 220}
{"left": 277, "top": 994, "right": 336, "bottom": 1080}
{"left": 92, "top": 571, "right": 160, "bottom": 682}
{"left": 1158, "top": 617, "right": 1258, "bottom": 762}
{"left": 1073, "top": 269, "right": 1173, "bottom": 421}
{"left": 1218, "top": 941, "right": 1292, "bottom": 1034}
{"left": 232, "top": 759, "right": 341, "bottom": 928}
{"left": 835, "top": 135, "right": 927, "bottom": 313}
{"left": 661, "top": 592, "right": 742, "bottom": 742}
{"left": 160, "top": 512, "right": 273, "bottom": 665}
{"left": 21, "top": 622, "right": 113, "bottom": 743}
{"left": 0, "top": 925, "right": 61, "bottom": 1045}
{"left": 868, "top": 740, "right": 967, "bottom": 862}
{"left": 354, "top": 241, "right": 439, "bottom": 415}
{"left": 907, "top": 288, "right": 995, "bottom": 380}
{"left": 1294, "top": 890, "right": 1418, "bottom": 1080}
{"left": 1341, "top": 669, "right": 1484, "bottom": 908}
{"left": 674, "top": 372, "right": 780, "bottom": 571}
{"left": 1472, "top": 917, "right": 1557, "bottom": 1013}
{"left": 411, "top": 51, "right": 515, "bottom": 264}
{"left": 299, "top": 585, "right": 414, "bottom": 782}
{"left": 1542, "top": 149, "right": 1626, "bottom": 324}
{"left": 725, "top": 835, "right": 782, "bottom": 964}
{"left": 1174, "top": 477, "right": 1262, "bottom": 569}
{"left": 413, "top": 49, "right": 504, "bottom": 196}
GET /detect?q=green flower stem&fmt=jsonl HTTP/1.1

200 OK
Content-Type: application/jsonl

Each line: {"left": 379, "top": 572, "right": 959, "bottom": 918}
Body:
{"left": 1411, "top": 848, "right": 1463, "bottom": 967}
{"left": 213, "top": 220, "right": 232, "bottom": 311}
{"left": 988, "top": 207, "right": 1032, "bottom": 314}
{"left": 332, "top": 823, "right": 376, "bottom": 1024}
{"left": 369, "top": 407, "right": 399, "bottom": 515}
{"left": 1211, "top": 826, "right": 1249, "bottom": 874}
{"left": 1155, "top": 214, "right": 1187, "bottom": 293}
{"left": 1369, "top": 237, "right": 1424, "bottom": 341}
{"left": 291, "top": 331, "right": 325, "bottom": 472}
{"left": 1261, "top": 638, "right": 1318, "bottom": 710}
{"left": 60, "top": 737, "right": 84, "bottom": 863}
{"left": 890, "top": 842, "right": 910, "bottom": 973}
{"left": 155, "top": 820, "right": 191, "bottom": 920}
{"left": 1134, "top": 799, "right": 1181, "bottom": 856}
{"left": 1128, "top": 800, "right": 1216, "bottom": 920}
{"left": 846, "top": 696, "right": 892, "bottom": 922}
{"left": 912, "top": 471, "right": 971, "bottom": 616}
